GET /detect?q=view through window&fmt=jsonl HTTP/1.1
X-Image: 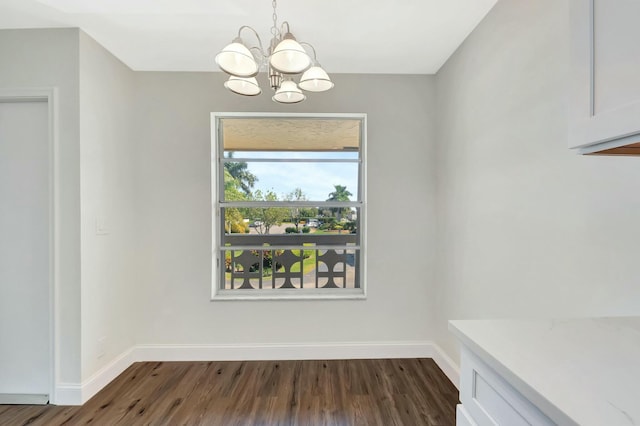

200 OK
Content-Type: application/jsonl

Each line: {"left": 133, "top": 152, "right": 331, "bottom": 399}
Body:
{"left": 212, "top": 114, "right": 366, "bottom": 298}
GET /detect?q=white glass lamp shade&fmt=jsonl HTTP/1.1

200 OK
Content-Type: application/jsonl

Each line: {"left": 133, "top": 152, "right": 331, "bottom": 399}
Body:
{"left": 272, "top": 80, "right": 306, "bottom": 103}
{"left": 215, "top": 41, "right": 258, "bottom": 77}
{"left": 224, "top": 76, "right": 262, "bottom": 96}
{"left": 269, "top": 34, "right": 311, "bottom": 74}
{"left": 299, "top": 66, "right": 334, "bottom": 92}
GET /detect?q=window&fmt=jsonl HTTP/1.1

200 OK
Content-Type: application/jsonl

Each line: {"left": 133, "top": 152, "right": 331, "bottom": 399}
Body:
{"left": 211, "top": 113, "right": 366, "bottom": 300}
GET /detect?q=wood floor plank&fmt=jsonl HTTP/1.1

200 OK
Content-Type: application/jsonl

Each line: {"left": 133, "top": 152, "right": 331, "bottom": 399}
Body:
{"left": 0, "top": 358, "right": 458, "bottom": 426}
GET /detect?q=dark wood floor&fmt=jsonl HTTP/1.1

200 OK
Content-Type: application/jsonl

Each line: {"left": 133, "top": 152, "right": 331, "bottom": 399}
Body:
{"left": 0, "top": 358, "right": 459, "bottom": 425}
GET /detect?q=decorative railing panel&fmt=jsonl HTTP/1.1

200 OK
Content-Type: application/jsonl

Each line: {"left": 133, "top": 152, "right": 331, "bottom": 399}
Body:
{"left": 222, "top": 233, "right": 359, "bottom": 291}
{"left": 316, "top": 249, "right": 346, "bottom": 288}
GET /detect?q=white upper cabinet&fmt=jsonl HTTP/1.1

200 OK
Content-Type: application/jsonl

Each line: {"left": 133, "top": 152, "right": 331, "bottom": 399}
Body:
{"left": 570, "top": 0, "right": 640, "bottom": 154}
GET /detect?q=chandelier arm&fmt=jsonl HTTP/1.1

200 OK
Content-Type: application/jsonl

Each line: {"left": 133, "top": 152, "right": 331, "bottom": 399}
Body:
{"left": 237, "top": 25, "right": 267, "bottom": 56}
{"left": 299, "top": 42, "right": 318, "bottom": 61}
{"left": 280, "top": 21, "right": 291, "bottom": 35}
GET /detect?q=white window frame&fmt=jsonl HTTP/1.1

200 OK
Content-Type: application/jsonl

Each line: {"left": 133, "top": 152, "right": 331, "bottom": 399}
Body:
{"left": 210, "top": 112, "right": 367, "bottom": 301}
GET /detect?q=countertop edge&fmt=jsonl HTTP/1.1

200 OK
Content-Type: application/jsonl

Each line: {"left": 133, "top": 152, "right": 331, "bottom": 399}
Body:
{"left": 448, "top": 320, "right": 579, "bottom": 426}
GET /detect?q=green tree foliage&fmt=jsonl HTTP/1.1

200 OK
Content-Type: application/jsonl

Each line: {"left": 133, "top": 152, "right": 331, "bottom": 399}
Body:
{"left": 326, "top": 184, "right": 353, "bottom": 220}
{"left": 251, "top": 190, "right": 288, "bottom": 235}
{"left": 223, "top": 157, "right": 257, "bottom": 233}
{"left": 344, "top": 220, "right": 357, "bottom": 233}
{"left": 223, "top": 169, "right": 249, "bottom": 233}
{"left": 284, "top": 187, "right": 315, "bottom": 231}
{"left": 224, "top": 154, "right": 257, "bottom": 196}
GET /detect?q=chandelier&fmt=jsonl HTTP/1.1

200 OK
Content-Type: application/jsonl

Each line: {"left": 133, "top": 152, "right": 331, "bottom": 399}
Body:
{"left": 215, "top": 0, "right": 334, "bottom": 104}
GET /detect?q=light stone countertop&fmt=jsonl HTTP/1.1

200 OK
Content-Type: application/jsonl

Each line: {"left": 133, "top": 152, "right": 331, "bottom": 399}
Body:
{"left": 449, "top": 317, "right": 640, "bottom": 426}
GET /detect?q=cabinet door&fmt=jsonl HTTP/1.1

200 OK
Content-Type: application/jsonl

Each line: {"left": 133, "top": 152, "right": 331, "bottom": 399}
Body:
{"left": 569, "top": 0, "right": 640, "bottom": 152}
{"left": 459, "top": 346, "right": 555, "bottom": 426}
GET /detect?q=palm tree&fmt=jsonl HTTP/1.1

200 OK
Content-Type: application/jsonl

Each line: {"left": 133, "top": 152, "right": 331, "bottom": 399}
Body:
{"left": 326, "top": 185, "right": 352, "bottom": 220}
{"left": 224, "top": 153, "right": 257, "bottom": 196}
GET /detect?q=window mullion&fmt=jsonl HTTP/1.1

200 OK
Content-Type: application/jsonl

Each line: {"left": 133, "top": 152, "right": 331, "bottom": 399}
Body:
{"left": 220, "top": 201, "right": 361, "bottom": 208}
{"left": 222, "top": 157, "right": 359, "bottom": 164}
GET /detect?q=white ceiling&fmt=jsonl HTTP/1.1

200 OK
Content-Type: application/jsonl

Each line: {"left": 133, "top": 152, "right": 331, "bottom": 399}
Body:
{"left": 0, "top": 0, "right": 497, "bottom": 74}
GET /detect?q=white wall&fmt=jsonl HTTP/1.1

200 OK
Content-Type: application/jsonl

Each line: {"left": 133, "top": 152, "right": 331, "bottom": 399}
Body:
{"left": 435, "top": 0, "right": 640, "bottom": 360}
{"left": 0, "top": 28, "right": 440, "bottom": 397}
{"left": 0, "top": 28, "right": 82, "bottom": 384}
{"left": 133, "top": 73, "right": 439, "bottom": 347}
{"left": 15, "top": 2, "right": 640, "bottom": 391}
{"left": 79, "top": 32, "right": 137, "bottom": 381}
{"left": 0, "top": 27, "right": 139, "bottom": 391}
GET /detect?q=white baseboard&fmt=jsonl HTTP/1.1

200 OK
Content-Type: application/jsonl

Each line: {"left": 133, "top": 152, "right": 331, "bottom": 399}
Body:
{"left": 431, "top": 344, "right": 460, "bottom": 388}
{"left": 81, "top": 347, "right": 136, "bottom": 403}
{"left": 53, "top": 383, "right": 82, "bottom": 406}
{"left": 53, "top": 347, "right": 136, "bottom": 405}
{"left": 135, "top": 341, "right": 436, "bottom": 361}
{"left": 54, "top": 341, "right": 459, "bottom": 405}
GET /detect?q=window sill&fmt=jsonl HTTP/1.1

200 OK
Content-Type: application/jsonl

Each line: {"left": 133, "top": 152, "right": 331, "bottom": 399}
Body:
{"left": 211, "top": 288, "right": 366, "bottom": 301}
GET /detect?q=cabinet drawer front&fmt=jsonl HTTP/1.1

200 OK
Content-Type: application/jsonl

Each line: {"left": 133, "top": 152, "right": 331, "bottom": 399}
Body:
{"left": 460, "top": 346, "right": 555, "bottom": 426}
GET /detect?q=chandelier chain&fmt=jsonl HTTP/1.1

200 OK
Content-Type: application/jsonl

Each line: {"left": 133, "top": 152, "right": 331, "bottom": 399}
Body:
{"left": 271, "top": 0, "right": 278, "bottom": 38}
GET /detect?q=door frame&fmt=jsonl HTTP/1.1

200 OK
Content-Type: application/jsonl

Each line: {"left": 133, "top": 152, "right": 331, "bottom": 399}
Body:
{"left": 0, "top": 88, "right": 59, "bottom": 403}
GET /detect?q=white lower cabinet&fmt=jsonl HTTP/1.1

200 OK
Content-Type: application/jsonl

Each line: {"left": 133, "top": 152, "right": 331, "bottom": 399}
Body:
{"left": 457, "top": 346, "right": 555, "bottom": 426}
{"left": 456, "top": 405, "right": 478, "bottom": 426}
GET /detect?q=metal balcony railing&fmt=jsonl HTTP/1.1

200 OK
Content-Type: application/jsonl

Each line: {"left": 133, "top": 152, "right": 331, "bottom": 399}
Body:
{"left": 220, "top": 234, "right": 359, "bottom": 290}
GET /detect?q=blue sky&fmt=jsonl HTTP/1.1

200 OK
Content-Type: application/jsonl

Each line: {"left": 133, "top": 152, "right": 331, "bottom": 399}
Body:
{"left": 249, "top": 162, "right": 358, "bottom": 201}
{"left": 228, "top": 151, "right": 359, "bottom": 201}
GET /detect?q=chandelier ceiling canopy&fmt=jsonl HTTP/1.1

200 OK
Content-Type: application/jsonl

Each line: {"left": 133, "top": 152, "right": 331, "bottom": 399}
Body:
{"left": 215, "top": 0, "right": 333, "bottom": 104}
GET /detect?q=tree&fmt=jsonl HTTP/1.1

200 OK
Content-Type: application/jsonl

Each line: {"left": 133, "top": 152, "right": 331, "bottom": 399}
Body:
{"left": 251, "top": 190, "right": 288, "bottom": 235}
{"left": 223, "top": 169, "right": 248, "bottom": 233}
{"left": 326, "top": 184, "right": 353, "bottom": 220}
{"left": 284, "top": 188, "right": 315, "bottom": 231}
{"left": 224, "top": 153, "right": 257, "bottom": 196}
